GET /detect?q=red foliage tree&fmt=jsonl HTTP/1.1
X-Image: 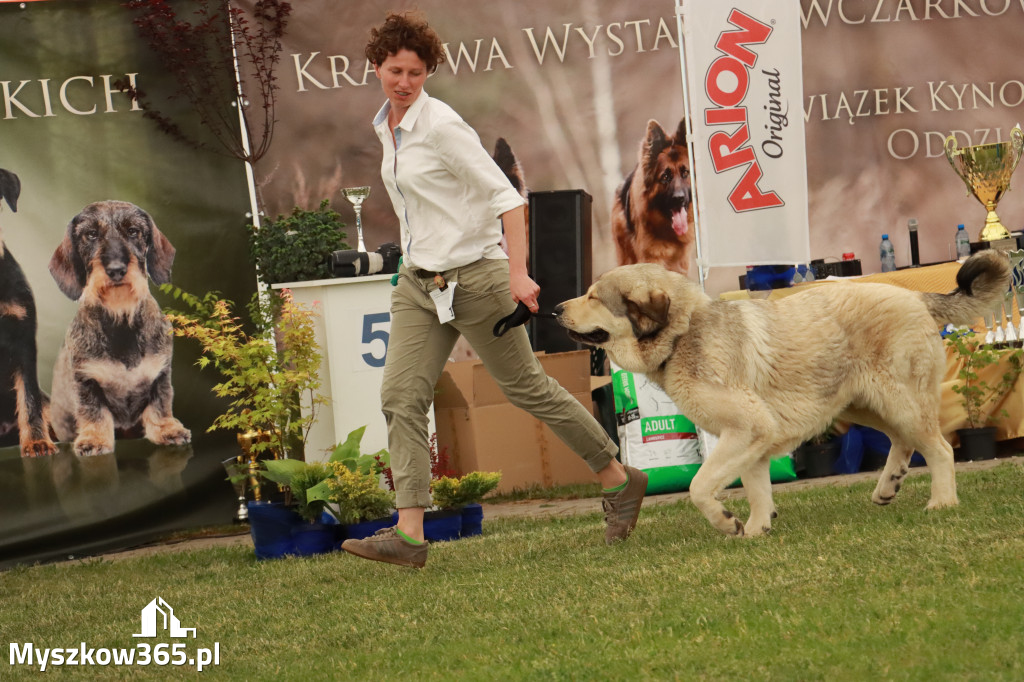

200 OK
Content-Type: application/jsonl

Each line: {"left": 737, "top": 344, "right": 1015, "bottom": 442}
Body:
{"left": 118, "top": 0, "right": 291, "bottom": 166}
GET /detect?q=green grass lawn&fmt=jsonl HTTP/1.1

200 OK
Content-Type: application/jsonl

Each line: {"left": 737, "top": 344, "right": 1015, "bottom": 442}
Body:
{"left": 3, "top": 463, "right": 1024, "bottom": 681}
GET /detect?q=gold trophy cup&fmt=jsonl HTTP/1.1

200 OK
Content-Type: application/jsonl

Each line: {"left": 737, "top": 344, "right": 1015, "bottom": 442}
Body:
{"left": 944, "top": 126, "right": 1024, "bottom": 242}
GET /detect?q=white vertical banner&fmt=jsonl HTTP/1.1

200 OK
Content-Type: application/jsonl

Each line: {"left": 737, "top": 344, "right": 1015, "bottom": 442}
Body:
{"left": 678, "top": 0, "right": 810, "bottom": 269}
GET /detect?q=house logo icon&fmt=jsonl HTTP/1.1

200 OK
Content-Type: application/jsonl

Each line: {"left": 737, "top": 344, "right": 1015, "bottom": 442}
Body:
{"left": 133, "top": 597, "right": 197, "bottom": 639}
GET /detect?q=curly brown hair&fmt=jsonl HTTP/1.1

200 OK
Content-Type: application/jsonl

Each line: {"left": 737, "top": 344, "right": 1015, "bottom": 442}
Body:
{"left": 365, "top": 11, "right": 446, "bottom": 73}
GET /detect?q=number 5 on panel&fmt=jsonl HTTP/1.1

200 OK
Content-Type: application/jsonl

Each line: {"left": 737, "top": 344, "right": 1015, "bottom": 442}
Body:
{"left": 361, "top": 312, "right": 390, "bottom": 368}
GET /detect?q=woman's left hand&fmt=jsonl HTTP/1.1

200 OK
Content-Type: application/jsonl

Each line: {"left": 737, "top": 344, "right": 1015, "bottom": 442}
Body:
{"left": 510, "top": 268, "right": 540, "bottom": 313}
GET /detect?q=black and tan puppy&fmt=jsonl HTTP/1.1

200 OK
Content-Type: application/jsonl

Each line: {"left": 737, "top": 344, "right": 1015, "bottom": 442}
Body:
{"left": 49, "top": 201, "right": 190, "bottom": 456}
{"left": 0, "top": 168, "right": 57, "bottom": 457}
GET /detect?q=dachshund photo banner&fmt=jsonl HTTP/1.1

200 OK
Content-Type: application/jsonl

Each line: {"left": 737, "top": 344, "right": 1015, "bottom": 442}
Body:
{"left": 0, "top": 0, "right": 256, "bottom": 568}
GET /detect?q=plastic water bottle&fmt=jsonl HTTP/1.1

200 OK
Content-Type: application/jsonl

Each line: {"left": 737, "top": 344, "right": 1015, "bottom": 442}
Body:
{"left": 955, "top": 224, "right": 971, "bottom": 259}
{"left": 880, "top": 234, "right": 896, "bottom": 272}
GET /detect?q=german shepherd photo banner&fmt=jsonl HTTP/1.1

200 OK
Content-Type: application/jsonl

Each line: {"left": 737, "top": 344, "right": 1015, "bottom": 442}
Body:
{"left": 681, "top": 0, "right": 810, "bottom": 269}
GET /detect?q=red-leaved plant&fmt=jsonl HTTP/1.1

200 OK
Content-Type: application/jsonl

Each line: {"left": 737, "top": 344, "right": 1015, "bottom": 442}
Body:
{"left": 429, "top": 432, "right": 457, "bottom": 480}
{"left": 374, "top": 451, "right": 395, "bottom": 492}
{"left": 373, "top": 433, "right": 455, "bottom": 493}
{"left": 118, "top": 0, "right": 291, "bottom": 166}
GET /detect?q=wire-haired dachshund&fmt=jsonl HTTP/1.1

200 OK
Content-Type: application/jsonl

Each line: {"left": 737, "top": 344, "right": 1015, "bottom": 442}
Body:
{"left": 48, "top": 200, "right": 191, "bottom": 456}
{"left": 0, "top": 168, "right": 57, "bottom": 457}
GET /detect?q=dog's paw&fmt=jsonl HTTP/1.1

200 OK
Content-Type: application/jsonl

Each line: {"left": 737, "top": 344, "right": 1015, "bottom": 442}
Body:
{"left": 74, "top": 436, "right": 114, "bottom": 457}
{"left": 872, "top": 468, "right": 908, "bottom": 505}
{"left": 720, "top": 509, "right": 745, "bottom": 536}
{"left": 150, "top": 421, "right": 192, "bottom": 444}
{"left": 21, "top": 438, "right": 58, "bottom": 458}
{"left": 925, "top": 496, "right": 959, "bottom": 510}
{"left": 871, "top": 491, "right": 896, "bottom": 506}
{"left": 743, "top": 524, "right": 772, "bottom": 538}
{"left": 147, "top": 419, "right": 192, "bottom": 446}
{"left": 743, "top": 518, "right": 774, "bottom": 537}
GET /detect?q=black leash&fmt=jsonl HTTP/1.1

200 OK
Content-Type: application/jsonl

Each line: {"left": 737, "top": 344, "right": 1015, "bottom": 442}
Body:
{"left": 492, "top": 301, "right": 557, "bottom": 337}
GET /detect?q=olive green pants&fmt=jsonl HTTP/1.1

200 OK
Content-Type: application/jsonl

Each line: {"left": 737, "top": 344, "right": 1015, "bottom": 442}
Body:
{"left": 381, "top": 257, "right": 618, "bottom": 509}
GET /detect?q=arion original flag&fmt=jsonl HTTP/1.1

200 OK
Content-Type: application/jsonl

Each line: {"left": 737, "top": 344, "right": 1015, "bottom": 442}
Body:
{"left": 679, "top": 0, "right": 810, "bottom": 268}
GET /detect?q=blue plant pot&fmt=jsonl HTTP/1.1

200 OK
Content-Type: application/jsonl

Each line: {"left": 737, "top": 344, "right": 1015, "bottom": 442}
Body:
{"left": 291, "top": 522, "right": 336, "bottom": 556}
{"left": 460, "top": 503, "right": 484, "bottom": 538}
{"left": 343, "top": 516, "right": 393, "bottom": 542}
{"left": 384, "top": 508, "right": 466, "bottom": 542}
{"left": 247, "top": 501, "right": 301, "bottom": 560}
{"left": 424, "top": 509, "right": 462, "bottom": 542}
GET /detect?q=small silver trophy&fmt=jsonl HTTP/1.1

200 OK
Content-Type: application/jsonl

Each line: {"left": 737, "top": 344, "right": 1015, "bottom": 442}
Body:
{"left": 221, "top": 456, "right": 249, "bottom": 522}
{"left": 341, "top": 186, "right": 371, "bottom": 252}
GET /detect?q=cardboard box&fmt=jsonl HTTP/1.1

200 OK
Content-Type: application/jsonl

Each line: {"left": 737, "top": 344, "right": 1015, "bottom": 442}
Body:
{"left": 433, "top": 350, "right": 599, "bottom": 493}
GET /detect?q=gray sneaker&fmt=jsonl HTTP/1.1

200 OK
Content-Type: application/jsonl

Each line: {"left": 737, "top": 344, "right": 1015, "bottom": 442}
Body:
{"left": 341, "top": 527, "right": 429, "bottom": 568}
{"left": 602, "top": 466, "right": 648, "bottom": 544}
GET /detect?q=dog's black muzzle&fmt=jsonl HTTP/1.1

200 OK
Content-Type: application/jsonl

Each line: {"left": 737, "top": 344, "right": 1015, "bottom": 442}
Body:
{"left": 671, "top": 188, "right": 692, "bottom": 212}
{"left": 102, "top": 241, "right": 131, "bottom": 282}
{"left": 551, "top": 304, "right": 610, "bottom": 347}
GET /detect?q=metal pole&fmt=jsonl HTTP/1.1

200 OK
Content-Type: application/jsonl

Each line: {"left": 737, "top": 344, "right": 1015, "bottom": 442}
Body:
{"left": 674, "top": 0, "right": 706, "bottom": 293}
{"left": 228, "top": 4, "right": 261, "bottom": 229}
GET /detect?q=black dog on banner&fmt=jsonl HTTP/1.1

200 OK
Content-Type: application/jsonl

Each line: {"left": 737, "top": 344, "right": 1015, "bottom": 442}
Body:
{"left": 0, "top": 169, "right": 57, "bottom": 457}
{"left": 49, "top": 201, "right": 191, "bottom": 456}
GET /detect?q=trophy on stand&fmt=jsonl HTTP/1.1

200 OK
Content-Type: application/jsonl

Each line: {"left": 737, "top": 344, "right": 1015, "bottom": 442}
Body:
{"left": 221, "top": 456, "right": 249, "bottom": 523}
{"left": 341, "top": 185, "right": 371, "bottom": 252}
{"left": 944, "top": 126, "right": 1024, "bottom": 246}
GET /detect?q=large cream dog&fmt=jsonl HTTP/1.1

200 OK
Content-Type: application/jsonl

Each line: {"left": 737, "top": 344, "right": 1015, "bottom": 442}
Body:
{"left": 555, "top": 251, "right": 1009, "bottom": 537}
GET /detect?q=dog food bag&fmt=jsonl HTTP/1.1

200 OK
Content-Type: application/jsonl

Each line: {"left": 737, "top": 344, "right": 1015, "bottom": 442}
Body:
{"left": 610, "top": 363, "right": 702, "bottom": 494}
{"left": 700, "top": 432, "right": 798, "bottom": 486}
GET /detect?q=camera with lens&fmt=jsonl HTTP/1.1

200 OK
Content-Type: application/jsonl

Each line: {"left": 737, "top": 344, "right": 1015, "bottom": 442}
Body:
{"left": 328, "top": 242, "right": 401, "bottom": 277}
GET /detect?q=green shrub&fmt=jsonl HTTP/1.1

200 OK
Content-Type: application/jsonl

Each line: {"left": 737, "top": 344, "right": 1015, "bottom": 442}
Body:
{"left": 946, "top": 328, "right": 1024, "bottom": 429}
{"left": 312, "top": 464, "right": 394, "bottom": 525}
{"left": 431, "top": 471, "right": 502, "bottom": 510}
{"left": 286, "top": 462, "right": 334, "bottom": 523}
{"left": 248, "top": 199, "right": 348, "bottom": 283}
{"left": 163, "top": 286, "right": 326, "bottom": 461}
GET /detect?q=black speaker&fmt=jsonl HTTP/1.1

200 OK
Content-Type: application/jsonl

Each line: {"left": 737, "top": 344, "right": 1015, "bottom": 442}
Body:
{"left": 528, "top": 189, "right": 592, "bottom": 353}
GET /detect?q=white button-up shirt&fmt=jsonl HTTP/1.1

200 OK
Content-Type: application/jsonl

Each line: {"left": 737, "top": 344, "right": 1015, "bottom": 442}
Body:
{"left": 372, "top": 91, "right": 526, "bottom": 272}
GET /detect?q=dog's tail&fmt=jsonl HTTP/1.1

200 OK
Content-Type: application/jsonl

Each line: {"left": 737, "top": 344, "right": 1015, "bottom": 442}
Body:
{"left": 922, "top": 250, "right": 1010, "bottom": 326}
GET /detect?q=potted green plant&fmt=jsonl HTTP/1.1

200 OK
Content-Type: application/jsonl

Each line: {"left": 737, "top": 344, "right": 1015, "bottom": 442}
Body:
{"left": 241, "top": 426, "right": 390, "bottom": 557}
{"left": 258, "top": 460, "right": 336, "bottom": 556}
{"left": 261, "top": 460, "right": 333, "bottom": 522}
{"left": 793, "top": 420, "right": 840, "bottom": 478}
{"left": 307, "top": 464, "right": 394, "bottom": 539}
{"left": 327, "top": 425, "right": 390, "bottom": 476}
{"left": 164, "top": 286, "right": 329, "bottom": 557}
{"left": 295, "top": 426, "right": 395, "bottom": 541}
{"left": 946, "top": 328, "right": 1024, "bottom": 461}
{"left": 430, "top": 471, "right": 502, "bottom": 538}
{"left": 248, "top": 199, "right": 348, "bottom": 284}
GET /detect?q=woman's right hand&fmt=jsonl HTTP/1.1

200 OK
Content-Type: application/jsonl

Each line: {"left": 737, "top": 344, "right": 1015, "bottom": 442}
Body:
{"left": 510, "top": 268, "right": 540, "bottom": 313}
